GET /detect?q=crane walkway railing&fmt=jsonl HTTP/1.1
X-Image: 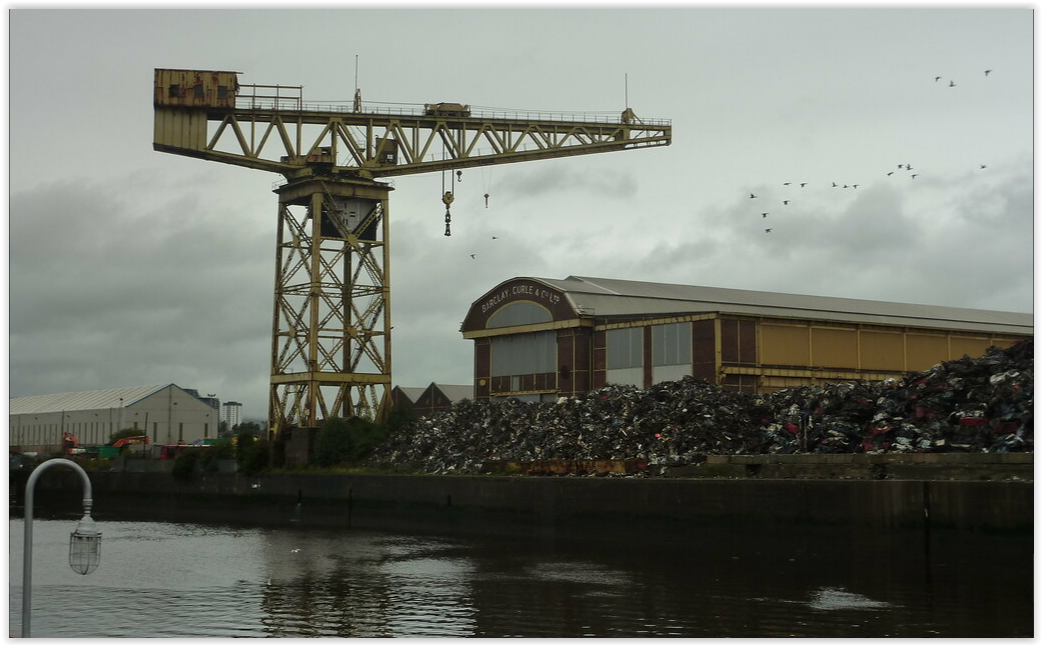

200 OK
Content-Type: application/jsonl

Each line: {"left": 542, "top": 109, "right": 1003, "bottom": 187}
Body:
{"left": 233, "top": 97, "right": 671, "bottom": 127}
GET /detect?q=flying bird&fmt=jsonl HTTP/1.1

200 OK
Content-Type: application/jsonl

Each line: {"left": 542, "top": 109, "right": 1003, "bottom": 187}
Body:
{"left": 750, "top": 193, "right": 758, "bottom": 199}
{"left": 800, "top": 183, "right": 808, "bottom": 187}
{"left": 934, "top": 76, "right": 942, "bottom": 82}
{"left": 887, "top": 171, "right": 894, "bottom": 176}
{"left": 782, "top": 182, "right": 791, "bottom": 186}
{"left": 492, "top": 236, "right": 499, "bottom": 239}
{"left": 782, "top": 200, "right": 790, "bottom": 205}
{"left": 470, "top": 254, "right": 476, "bottom": 259}
{"left": 765, "top": 228, "right": 772, "bottom": 233}
{"left": 897, "top": 164, "right": 904, "bottom": 169}
{"left": 852, "top": 184, "right": 859, "bottom": 189}
{"left": 984, "top": 69, "right": 992, "bottom": 76}
{"left": 949, "top": 80, "right": 956, "bottom": 87}
{"left": 762, "top": 213, "right": 769, "bottom": 218}
{"left": 832, "top": 182, "right": 838, "bottom": 187}
{"left": 911, "top": 174, "right": 919, "bottom": 179}
{"left": 906, "top": 165, "right": 913, "bottom": 171}
{"left": 979, "top": 164, "right": 987, "bottom": 169}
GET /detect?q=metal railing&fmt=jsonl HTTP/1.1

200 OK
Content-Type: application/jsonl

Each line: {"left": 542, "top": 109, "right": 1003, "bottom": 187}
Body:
{"left": 234, "top": 97, "right": 671, "bottom": 127}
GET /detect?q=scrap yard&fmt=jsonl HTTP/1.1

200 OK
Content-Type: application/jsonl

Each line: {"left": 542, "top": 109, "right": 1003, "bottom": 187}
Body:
{"left": 366, "top": 340, "right": 1032, "bottom": 476}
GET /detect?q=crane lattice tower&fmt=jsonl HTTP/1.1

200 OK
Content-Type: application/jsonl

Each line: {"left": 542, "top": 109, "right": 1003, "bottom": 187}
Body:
{"left": 152, "top": 68, "right": 672, "bottom": 437}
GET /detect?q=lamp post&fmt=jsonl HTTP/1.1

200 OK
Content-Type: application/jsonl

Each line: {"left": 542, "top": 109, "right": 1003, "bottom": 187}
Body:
{"left": 21, "top": 458, "right": 102, "bottom": 638}
{"left": 206, "top": 394, "right": 218, "bottom": 439}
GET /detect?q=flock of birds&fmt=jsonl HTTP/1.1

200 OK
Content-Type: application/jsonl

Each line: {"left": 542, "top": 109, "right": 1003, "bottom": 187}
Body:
{"left": 469, "top": 236, "right": 498, "bottom": 260}
{"left": 457, "top": 68, "right": 1002, "bottom": 253}
{"left": 752, "top": 69, "right": 996, "bottom": 234}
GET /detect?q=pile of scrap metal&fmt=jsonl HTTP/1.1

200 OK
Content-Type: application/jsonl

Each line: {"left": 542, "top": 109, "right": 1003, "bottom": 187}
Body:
{"left": 366, "top": 340, "right": 1032, "bottom": 474}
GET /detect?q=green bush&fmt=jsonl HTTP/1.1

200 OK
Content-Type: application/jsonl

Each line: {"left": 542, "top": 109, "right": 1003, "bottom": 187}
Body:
{"left": 312, "top": 416, "right": 387, "bottom": 467}
{"left": 172, "top": 449, "right": 203, "bottom": 480}
{"left": 313, "top": 418, "right": 353, "bottom": 467}
{"left": 209, "top": 438, "right": 235, "bottom": 459}
{"left": 197, "top": 439, "right": 233, "bottom": 472}
{"left": 384, "top": 404, "right": 417, "bottom": 435}
{"left": 235, "top": 430, "right": 269, "bottom": 475}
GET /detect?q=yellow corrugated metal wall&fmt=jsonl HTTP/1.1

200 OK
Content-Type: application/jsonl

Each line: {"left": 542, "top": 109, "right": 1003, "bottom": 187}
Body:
{"left": 750, "top": 317, "right": 1024, "bottom": 393}
{"left": 153, "top": 109, "right": 208, "bottom": 150}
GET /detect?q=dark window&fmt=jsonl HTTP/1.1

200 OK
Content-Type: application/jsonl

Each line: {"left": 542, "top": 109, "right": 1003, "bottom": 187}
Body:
{"left": 491, "top": 331, "right": 556, "bottom": 377}
{"left": 168, "top": 84, "right": 180, "bottom": 98}
{"left": 607, "top": 327, "right": 643, "bottom": 370}
{"left": 652, "top": 322, "right": 692, "bottom": 366}
{"left": 217, "top": 85, "right": 228, "bottom": 99}
{"left": 193, "top": 84, "right": 204, "bottom": 98}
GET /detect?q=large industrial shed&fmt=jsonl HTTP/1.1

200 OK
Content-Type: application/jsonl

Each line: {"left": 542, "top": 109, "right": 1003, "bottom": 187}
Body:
{"left": 461, "top": 276, "right": 1033, "bottom": 402}
{"left": 391, "top": 383, "right": 474, "bottom": 418}
{"left": 10, "top": 384, "right": 220, "bottom": 454}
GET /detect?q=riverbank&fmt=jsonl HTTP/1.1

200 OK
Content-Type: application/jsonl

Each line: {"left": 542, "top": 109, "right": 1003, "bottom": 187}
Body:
{"left": 12, "top": 455, "right": 1033, "bottom": 538}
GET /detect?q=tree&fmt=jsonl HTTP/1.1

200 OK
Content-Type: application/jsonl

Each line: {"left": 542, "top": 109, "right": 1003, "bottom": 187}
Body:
{"left": 384, "top": 404, "right": 417, "bottom": 435}
{"left": 235, "top": 427, "right": 268, "bottom": 475}
{"left": 171, "top": 448, "right": 203, "bottom": 480}
{"left": 313, "top": 418, "right": 353, "bottom": 467}
{"left": 312, "top": 416, "right": 387, "bottom": 467}
{"left": 234, "top": 421, "right": 262, "bottom": 435}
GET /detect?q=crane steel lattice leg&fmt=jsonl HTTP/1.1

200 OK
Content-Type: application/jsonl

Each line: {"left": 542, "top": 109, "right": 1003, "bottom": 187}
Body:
{"left": 269, "top": 177, "right": 391, "bottom": 438}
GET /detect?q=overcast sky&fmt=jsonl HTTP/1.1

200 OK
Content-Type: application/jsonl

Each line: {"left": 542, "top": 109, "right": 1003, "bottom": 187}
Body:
{"left": 7, "top": 5, "right": 1034, "bottom": 421}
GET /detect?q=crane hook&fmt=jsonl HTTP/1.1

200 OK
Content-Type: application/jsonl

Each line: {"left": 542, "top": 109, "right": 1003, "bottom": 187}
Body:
{"left": 484, "top": 193, "right": 490, "bottom": 208}
{"left": 456, "top": 170, "right": 463, "bottom": 182}
{"left": 442, "top": 191, "right": 454, "bottom": 236}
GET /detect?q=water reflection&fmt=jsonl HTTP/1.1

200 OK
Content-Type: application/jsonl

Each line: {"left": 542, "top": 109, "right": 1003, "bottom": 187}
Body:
{"left": 8, "top": 518, "right": 1032, "bottom": 638}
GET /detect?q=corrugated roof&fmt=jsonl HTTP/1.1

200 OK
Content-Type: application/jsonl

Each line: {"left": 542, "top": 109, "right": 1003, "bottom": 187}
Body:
{"left": 534, "top": 276, "right": 1032, "bottom": 335}
{"left": 9, "top": 385, "right": 172, "bottom": 415}
{"left": 393, "top": 386, "right": 426, "bottom": 404}
{"left": 432, "top": 384, "right": 474, "bottom": 403}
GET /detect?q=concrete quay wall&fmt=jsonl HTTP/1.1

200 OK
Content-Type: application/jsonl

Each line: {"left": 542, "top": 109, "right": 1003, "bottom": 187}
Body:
{"left": 17, "top": 468, "right": 1033, "bottom": 536}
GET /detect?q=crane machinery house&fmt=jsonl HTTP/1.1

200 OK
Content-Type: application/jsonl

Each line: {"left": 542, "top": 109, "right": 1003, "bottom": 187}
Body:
{"left": 461, "top": 276, "right": 1033, "bottom": 402}
{"left": 424, "top": 103, "right": 471, "bottom": 117}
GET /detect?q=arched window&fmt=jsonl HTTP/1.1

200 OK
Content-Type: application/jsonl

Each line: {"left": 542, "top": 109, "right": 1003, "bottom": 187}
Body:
{"left": 487, "top": 301, "right": 552, "bottom": 328}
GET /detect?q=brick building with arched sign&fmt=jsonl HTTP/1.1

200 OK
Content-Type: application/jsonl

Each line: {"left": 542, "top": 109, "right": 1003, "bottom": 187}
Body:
{"left": 461, "top": 276, "right": 1032, "bottom": 403}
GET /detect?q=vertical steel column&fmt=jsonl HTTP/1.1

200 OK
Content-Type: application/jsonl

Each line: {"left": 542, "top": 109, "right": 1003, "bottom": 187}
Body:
{"left": 307, "top": 190, "right": 324, "bottom": 425}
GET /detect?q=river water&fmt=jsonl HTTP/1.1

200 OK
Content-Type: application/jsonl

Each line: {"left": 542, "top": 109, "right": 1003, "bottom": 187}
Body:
{"left": 8, "top": 516, "right": 1032, "bottom": 638}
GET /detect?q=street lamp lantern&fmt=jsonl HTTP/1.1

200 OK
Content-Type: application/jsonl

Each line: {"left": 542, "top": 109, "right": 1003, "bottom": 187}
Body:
{"left": 69, "top": 513, "right": 102, "bottom": 575}
{"left": 21, "top": 458, "right": 102, "bottom": 637}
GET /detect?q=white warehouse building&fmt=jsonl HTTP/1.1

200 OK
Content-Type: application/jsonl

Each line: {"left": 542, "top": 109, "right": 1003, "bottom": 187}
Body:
{"left": 10, "top": 384, "right": 220, "bottom": 455}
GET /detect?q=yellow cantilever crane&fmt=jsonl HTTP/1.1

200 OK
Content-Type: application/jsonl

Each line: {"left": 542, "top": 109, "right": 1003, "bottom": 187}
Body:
{"left": 153, "top": 68, "right": 671, "bottom": 438}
